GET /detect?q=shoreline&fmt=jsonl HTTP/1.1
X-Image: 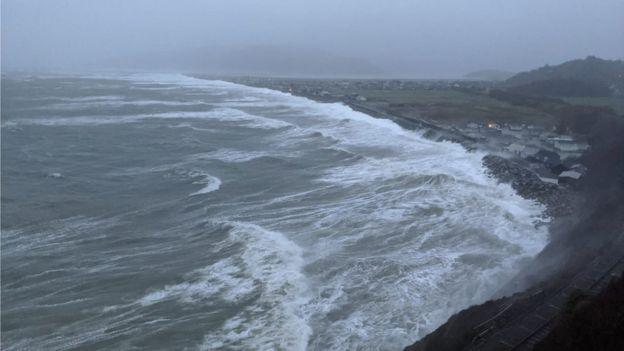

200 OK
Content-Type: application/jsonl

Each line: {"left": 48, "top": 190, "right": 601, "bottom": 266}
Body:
{"left": 207, "top": 75, "right": 581, "bottom": 213}
{"left": 199, "top": 74, "right": 623, "bottom": 350}
{"left": 285, "top": 88, "right": 589, "bottom": 350}
{"left": 287, "top": 86, "right": 577, "bottom": 221}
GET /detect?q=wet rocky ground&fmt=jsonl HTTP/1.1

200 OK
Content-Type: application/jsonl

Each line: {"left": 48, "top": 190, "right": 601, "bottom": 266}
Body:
{"left": 481, "top": 155, "right": 576, "bottom": 219}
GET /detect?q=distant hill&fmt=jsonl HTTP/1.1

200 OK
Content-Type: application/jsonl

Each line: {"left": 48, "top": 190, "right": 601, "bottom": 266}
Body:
{"left": 506, "top": 78, "right": 613, "bottom": 97}
{"left": 464, "top": 69, "right": 515, "bottom": 81}
{"left": 109, "top": 45, "right": 383, "bottom": 78}
{"left": 505, "top": 56, "right": 624, "bottom": 97}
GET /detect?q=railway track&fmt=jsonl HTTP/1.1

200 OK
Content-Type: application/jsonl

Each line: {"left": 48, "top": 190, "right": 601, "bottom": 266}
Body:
{"left": 469, "top": 232, "right": 624, "bottom": 350}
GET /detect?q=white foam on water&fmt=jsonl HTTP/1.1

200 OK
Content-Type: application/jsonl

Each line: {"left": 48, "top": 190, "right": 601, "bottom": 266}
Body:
{"left": 189, "top": 173, "right": 222, "bottom": 196}
{"left": 167, "top": 122, "right": 217, "bottom": 132}
{"left": 130, "top": 85, "right": 181, "bottom": 91}
{"left": 263, "top": 94, "right": 549, "bottom": 348}
{"left": 199, "top": 221, "right": 311, "bottom": 351}
{"left": 13, "top": 95, "right": 125, "bottom": 102}
{"left": 214, "top": 101, "right": 284, "bottom": 109}
{"left": 300, "top": 181, "right": 546, "bottom": 349}
{"left": 7, "top": 107, "right": 293, "bottom": 130}
{"left": 138, "top": 257, "right": 254, "bottom": 306}
{"left": 187, "top": 149, "right": 272, "bottom": 163}
{"left": 136, "top": 220, "right": 311, "bottom": 351}
{"left": 224, "top": 96, "right": 264, "bottom": 103}
{"left": 33, "top": 99, "right": 207, "bottom": 111}
{"left": 111, "top": 73, "right": 550, "bottom": 349}
{"left": 2, "top": 216, "right": 120, "bottom": 256}
{"left": 88, "top": 73, "right": 548, "bottom": 349}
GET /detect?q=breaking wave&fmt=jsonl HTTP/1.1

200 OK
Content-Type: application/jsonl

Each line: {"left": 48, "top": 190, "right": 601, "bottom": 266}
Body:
{"left": 2, "top": 72, "right": 549, "bottom": 351}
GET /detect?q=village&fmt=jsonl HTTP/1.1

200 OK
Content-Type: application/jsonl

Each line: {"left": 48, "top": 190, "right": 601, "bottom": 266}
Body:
{"left": 457, "top": 121, "right": 589, "bottom": 184}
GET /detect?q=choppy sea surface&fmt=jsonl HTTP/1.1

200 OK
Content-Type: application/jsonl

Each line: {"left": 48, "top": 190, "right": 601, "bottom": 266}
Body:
{"left": 1, "top": 73, "right": 548, "bottom": 350}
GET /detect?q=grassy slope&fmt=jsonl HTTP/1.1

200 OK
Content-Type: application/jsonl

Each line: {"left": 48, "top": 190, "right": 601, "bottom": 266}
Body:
{"left": 506, "top": 56, "right": 624, "bottom": 88}
{"left": 502, "top": 56, "right": 624, "bottom": 114}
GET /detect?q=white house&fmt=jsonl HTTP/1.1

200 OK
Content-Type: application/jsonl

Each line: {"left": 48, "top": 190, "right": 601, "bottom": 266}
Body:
{"left": 507, "top": 143, "right": 526, "bottom": 155}
{"left": 550, "top": 136, "right": 590, "bottom": 153}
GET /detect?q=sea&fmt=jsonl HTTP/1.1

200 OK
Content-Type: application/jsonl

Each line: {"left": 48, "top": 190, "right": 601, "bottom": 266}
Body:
{"left": 1, "top": 73, "right": 548, "bottom": 350}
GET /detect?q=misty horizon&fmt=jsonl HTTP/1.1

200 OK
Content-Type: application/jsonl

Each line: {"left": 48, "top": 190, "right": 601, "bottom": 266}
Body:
{"left": 2, "top": 0, "right": 623, "bottom": 78}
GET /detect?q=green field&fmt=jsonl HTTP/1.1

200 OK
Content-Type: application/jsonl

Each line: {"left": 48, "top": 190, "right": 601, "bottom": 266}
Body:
{"left": 562, "top": 97, "right": 624, "bottom": 116}
{"left": 353, "top": 89, "right": 557, "bottom": 126}
{"left": 354, "top": 89, "right": 488, "bottom": 105}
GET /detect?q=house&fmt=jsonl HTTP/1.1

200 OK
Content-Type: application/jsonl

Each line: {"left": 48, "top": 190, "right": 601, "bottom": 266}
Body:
{"left": 558, "top": 170, "right": 583, "bottom": 184}
{"left": 526, "top": 126, "right": 544, "bottom": 137}
{"left": 550, "top": 135, "right": 574, "bottom": 142}
{"left": 547, "top": 135, "right": 590, "bottom": 156}
{"left": 539, "top": 176, "right": 559, "bottom": 185}
{"left": 529, "top": 149, "right": 561, "bottom": 167}
{"left": 507, "top": 143, "right": 526, "bottom": 155}
{"left": 553, "top": 140, "right": 590, "bottom": 153}
{"left": 501, "top": 124, "right": 525, "bottom": 138}
{"left": 570, "top": 164, "right": 588, "bottom": 174}
{"left": 523, "top": 145, "right": 540, "bottom": 156}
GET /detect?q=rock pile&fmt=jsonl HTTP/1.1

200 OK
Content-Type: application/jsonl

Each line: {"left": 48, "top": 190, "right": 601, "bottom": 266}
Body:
{"left": 482, "top": 155, "right": 574, "bottom": 218}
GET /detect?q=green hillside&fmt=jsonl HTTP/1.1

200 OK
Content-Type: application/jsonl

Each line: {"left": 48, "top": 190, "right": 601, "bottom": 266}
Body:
{"left": 505, "top": 56, "right": 624, "bottom": 97}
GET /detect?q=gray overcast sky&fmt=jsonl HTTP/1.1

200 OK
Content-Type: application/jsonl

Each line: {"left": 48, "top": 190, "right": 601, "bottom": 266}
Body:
{"left": 2, "top": 0, "right": 623, "bottom": 77}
